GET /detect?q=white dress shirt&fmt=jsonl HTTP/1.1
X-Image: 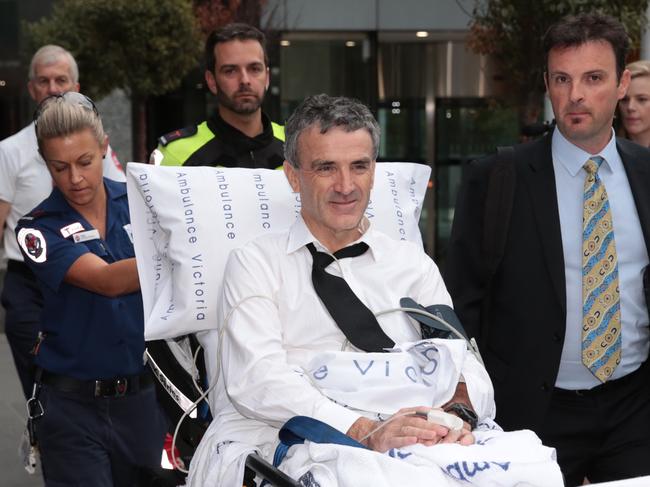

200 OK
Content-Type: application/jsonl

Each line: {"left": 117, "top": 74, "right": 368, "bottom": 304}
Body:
{"left": 552, "top": 128, "right": 650, "bottom": 389}
{"left": 0, "top": 122, "right": 125, "bottom": 262}
{"left": 204, "top": 215, "right": 492, "bottom": 460}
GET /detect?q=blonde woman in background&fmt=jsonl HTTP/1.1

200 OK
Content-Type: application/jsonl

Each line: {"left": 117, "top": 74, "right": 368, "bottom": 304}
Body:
{"left": 620, "top": 60, "right": 650, "bottom": 147}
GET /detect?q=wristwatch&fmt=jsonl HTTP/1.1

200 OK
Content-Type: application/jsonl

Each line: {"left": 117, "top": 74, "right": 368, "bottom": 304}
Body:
{"left": 443, "top": 403, "right": 478, "bottom": 430}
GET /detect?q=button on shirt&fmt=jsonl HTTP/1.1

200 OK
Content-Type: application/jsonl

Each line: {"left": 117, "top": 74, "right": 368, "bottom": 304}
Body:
{"left": 15, "top": 179, "right": 145, "bottom": 380}
{"left": 205, "top": 216, "right": 492, "bottom": 453}
{"left": 552, "top": 128, "right": 650, "bottom": 389}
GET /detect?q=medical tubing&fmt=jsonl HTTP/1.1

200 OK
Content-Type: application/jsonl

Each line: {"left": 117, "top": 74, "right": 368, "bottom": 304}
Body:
{"left": 191, "top": 344, "right": 204, "bottom": 395}
{"left": 358, "top": 411, "right": 420, "bottom": 443}
{"left": 374, "top": 306, "right": 484, "bottom": 365}
{"left": 170, "top": 366, "right": 217, "bottom": 473}
{"left": 170, "top": 295, "right": 272, "bottom": 473}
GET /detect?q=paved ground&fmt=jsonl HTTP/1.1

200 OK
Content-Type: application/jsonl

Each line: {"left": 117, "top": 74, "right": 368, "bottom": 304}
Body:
{"left": 0, "top": 333, "right": 43, "bottom": 486}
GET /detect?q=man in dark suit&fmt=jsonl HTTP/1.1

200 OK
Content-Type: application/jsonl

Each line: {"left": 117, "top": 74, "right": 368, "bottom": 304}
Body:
{"left": 444, "top": 12, "right": 650, "bottom": 486}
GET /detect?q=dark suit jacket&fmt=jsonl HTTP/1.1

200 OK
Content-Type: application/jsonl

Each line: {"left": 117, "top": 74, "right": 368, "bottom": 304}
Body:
{"left": 444, "top": 133, "right": 650, "bottom": 432}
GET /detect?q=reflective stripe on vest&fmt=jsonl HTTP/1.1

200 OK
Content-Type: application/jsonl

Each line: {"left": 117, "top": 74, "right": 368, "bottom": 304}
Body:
{"left": 159, "top": 121, "right": 215, "bottom": 166}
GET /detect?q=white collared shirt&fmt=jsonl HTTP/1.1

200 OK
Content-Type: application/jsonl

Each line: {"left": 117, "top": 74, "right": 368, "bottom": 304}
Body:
{"left": 552, "top": 128, "right": 650, "bottom": 389}
{"left": 203, "top": 216, "right": 491, "bottom": 455}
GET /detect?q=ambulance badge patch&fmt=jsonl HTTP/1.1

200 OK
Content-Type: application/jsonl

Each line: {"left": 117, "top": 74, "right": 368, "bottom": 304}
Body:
{"left": 18, "top": 228, "right": 47, "bottom": 263}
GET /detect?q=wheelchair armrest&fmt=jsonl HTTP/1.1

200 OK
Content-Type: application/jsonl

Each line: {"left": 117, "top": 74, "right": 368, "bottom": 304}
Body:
{"left": 245, "top": 452, "right": 301, "bottom": 487}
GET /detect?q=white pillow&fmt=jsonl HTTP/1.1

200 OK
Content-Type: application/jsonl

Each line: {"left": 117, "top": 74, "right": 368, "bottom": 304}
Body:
{"left": 126, "top": 163, "right": 431, "bottom": 339}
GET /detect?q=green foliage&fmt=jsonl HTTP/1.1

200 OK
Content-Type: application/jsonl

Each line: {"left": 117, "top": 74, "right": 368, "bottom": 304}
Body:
{"left": 24, "top": 0, "right": 201, "bottom": 99}
{"left": 468, "top": 0, "right": 650, "bottom": 117}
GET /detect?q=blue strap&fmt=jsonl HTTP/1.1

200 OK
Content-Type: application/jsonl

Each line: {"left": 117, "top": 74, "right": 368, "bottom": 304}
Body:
{"left": 273, "top": 416, "right": 368, "bottom": 467}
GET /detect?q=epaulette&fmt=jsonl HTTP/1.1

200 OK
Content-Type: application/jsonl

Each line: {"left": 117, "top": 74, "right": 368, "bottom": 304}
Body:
{"left": 158, "top": 126, "right": 198, "bottom": 147}
{"left": 19, "top": 209, "right": 48, "bottom": 221}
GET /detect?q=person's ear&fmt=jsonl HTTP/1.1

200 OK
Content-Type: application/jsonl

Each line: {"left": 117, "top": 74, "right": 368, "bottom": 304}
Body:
{"left": 617, "top": 69, "right": 631, "bottom": 100}
{"left": 27, "top": 80, "right": 37, "bottom": 102}
{"left": 283, "top": 160, "right": 300, "bottom": 193}
{"left": 205, "top": 70, "right": 218, "bottom": 96}
{"left": 100, "top": 135, "right": 109, "bottom": 158}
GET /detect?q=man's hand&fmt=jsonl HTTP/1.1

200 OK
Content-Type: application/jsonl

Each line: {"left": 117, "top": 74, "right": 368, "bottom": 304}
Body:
{"left": 346, "top": 406, "right": 474, "bottom": 452}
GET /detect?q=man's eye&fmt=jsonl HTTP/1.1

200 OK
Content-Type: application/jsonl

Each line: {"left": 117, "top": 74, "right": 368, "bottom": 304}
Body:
{"left": 315, "top": 165, "right": 336, "bottom": 175}
{"left": 352, "top": 163, "right": 370, "bottom": 174}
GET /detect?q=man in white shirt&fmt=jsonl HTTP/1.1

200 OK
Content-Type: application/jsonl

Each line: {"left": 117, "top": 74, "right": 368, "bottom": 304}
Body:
{"left": 0, "top": 44, "right": 125, "bottom": 399}
{"left": 191, "top": 94, "right": 504, "bottom": 485}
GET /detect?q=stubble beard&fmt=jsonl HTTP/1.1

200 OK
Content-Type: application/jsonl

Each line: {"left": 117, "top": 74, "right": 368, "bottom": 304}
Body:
{"left": 217, "top": 88, "right": 265, "bottom": 115}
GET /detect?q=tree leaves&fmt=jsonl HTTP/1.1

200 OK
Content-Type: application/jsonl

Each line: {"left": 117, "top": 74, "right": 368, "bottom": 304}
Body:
{"left": 24, "top": 0, "right": 201, "bottom": 100}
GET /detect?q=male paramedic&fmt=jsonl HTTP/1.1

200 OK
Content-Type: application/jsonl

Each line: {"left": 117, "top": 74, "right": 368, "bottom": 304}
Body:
{"left": 155, "top": 22, "right": 284, "bottom": 168}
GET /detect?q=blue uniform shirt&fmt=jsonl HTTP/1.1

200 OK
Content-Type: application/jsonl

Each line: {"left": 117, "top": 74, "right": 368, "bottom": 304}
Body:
{"left": 16, "top": 178, "right": 145, "bottom": 380}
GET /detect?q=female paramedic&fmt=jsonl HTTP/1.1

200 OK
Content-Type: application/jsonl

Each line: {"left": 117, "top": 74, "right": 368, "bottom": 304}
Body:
{"left": 15, "top": 92, "right": 166, "bottom": 486}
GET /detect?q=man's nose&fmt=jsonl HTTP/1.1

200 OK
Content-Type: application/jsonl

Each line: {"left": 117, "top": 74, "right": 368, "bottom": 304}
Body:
{"left": 569, "top": 81, "right": 584, "bottom": 103}
{"left": 334, "top": 168, "right": 354, "bottom": 194}
{"left": 47, "top": 80, "right": 61, "bottom": 96}
{"left": 240, "top": 68, "right": 251, "bottom": 85}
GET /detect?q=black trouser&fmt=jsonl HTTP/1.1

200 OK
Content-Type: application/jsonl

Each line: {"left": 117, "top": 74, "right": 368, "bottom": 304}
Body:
{"left": 1, "top": 260, "right": 42, "bottom": 399}
{"left": 539, "top": 363, "right": 650, "bottom": 486}
{"left": 36, "top": 373, "right": 168, "bottom": 487}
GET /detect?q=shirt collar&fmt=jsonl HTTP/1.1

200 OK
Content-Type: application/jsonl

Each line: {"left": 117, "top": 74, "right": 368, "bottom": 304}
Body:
{"left": 286, "top": 214, "right": 381, "bottom": 261}
{"left": 40, "top": 178, "right": 121, "bottom": 213}
{"left": 552, "top": 126, "right": 619, "bottom": 177}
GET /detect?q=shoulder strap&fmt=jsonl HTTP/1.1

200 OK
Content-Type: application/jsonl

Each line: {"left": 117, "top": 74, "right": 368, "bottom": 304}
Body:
{"left": 482, "top": 146, "right": 516, "bottom": 279}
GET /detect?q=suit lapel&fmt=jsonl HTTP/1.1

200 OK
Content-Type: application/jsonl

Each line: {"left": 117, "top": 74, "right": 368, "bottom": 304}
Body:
{"left": 617, "top": 139, "right": 650, "bottom": 254}
{"left": 519, "top": 134, "right": 567, "bottom": 314}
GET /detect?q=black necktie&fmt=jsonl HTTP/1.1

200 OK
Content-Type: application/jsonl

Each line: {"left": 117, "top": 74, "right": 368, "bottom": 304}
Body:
{"left": 307, "top": 242, "right": 394, "bottom": 352}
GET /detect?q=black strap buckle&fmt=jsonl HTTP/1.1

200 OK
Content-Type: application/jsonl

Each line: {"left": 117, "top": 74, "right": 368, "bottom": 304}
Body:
{"left": 94, "top": 378, "right": 129, "bottom": 397}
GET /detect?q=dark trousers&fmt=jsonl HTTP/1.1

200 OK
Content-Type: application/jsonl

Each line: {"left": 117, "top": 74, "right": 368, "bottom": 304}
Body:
{"left": 539, "top": 363, "right": 650, "bottom": 486}
{"left": 1, "top": 261, "right": 43, "bottom": 399}
{"left": 36, "top": 382, "right": 168, "bottom": 487}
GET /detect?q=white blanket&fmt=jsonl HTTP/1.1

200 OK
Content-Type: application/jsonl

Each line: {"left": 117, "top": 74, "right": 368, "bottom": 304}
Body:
{"left": 186, "top": 340, "right": 562, "bottom": 486}
{"left": 279, "top": 428, "right": 562, "bottom": 487}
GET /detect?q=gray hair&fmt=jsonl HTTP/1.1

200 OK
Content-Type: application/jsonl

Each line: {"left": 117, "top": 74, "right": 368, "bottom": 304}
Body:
{"left": 35, "top": 96, "right": 105, "bottom": 153}
{"left": 29, "top": 45, "right": 79, "bottom": 84}
{"left": 284, "top": 94, "right": 380, "bottom": 168}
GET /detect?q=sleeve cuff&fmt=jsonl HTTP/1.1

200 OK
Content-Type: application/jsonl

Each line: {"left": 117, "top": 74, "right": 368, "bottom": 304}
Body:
{"left": 313, "top": 399, "right": 363, "bottom": 435}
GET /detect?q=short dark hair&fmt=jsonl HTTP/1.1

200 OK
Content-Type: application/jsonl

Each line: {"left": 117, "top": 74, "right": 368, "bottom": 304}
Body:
{"left": 204, "top": 23, "right": 268, "bottom": 73}
{"left": 284, "top": 94, "right": 380, "bottom": 169}
{"left": 543, "top": 12, "right": 630, "bottom": 81}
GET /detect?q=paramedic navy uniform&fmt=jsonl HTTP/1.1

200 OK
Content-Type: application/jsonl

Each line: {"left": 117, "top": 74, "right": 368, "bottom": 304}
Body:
{"left": 16, "top": 178, "right": 166, "bottom": 486}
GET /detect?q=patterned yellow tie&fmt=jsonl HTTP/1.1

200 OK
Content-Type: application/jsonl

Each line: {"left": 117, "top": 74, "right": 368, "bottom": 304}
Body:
{"left": 582, "top": 156, "right": 621, "bottom": 382}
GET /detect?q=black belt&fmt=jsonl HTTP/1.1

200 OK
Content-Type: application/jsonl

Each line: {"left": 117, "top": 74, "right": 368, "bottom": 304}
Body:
{"left": 40, "top": 369, "right": 154, "bottom": 398}
{"left": 554, "top": 361, "right": 648, "bottom": 397}
{"left": 7, "top": 259, "right": 35, "bottom": 279}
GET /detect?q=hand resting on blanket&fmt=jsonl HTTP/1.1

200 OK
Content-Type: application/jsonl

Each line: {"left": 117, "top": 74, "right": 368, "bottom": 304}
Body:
{"left": 346, "top": 406, "right": 475, "bottom": 452}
